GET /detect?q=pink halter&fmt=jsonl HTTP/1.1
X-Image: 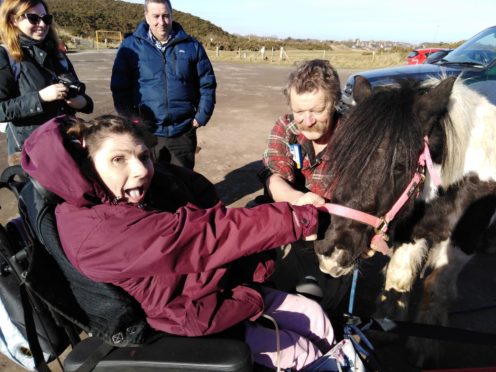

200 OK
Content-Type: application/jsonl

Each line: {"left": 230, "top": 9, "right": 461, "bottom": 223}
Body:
{"left": 319, "top": 137, "right": 441, "bottom": 256}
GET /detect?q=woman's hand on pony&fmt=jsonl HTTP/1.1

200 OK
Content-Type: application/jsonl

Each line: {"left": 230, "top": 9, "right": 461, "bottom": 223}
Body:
{"left": 302, "top": 209, "right": 331, "bottom": 241}
{"left": 293, "top": 191, "right": 325, "bottom": 208}
{"left": 291, "top": 192, "right": 328, "bottom": 241}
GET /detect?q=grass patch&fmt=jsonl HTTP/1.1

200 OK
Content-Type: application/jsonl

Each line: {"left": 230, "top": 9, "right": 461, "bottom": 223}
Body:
{"left": 207, "top": 48, "right": 406, "bottom": 70}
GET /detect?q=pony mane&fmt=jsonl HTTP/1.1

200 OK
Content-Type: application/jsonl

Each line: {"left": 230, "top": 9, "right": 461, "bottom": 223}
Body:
{"left": 426, "top": 76, "right": 496, "bottom": 184}
{"left": 328, "top": 79, "right": 424, "bottom": 189}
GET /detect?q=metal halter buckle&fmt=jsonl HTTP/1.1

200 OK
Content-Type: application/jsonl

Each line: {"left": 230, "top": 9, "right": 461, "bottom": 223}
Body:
{"left": 374, "top": 217, "right": 388, "bottom": 235}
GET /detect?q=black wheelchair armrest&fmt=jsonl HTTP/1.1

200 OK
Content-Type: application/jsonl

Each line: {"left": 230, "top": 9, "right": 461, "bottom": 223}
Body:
{"left": 64, "top": 334, "right": 253, "bottom": 372}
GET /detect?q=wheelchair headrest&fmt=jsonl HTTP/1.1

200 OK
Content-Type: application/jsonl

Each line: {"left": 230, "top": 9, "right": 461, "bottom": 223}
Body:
{"left": 30, "top": 178, "right": 62, "bottom": 206}
{"left": 17, "top": 178, "right": 151, "bottom": 347}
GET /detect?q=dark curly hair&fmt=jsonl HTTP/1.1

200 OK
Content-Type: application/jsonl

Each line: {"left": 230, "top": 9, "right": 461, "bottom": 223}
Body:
{"left": 63, "top": 114, "right": 157, "bottom": 160}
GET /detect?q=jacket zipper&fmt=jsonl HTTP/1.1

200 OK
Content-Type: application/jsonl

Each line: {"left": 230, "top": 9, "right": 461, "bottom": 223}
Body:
{"left": 140, "top": 34, "right": 190, "bottom": 128}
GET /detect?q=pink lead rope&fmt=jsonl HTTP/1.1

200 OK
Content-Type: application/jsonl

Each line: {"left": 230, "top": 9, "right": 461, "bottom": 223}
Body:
{"left": 419, "top": 136, "right": 443, "bottom": 188}
{"left": 319, "top": 137, "right": 442, "bottom": 256}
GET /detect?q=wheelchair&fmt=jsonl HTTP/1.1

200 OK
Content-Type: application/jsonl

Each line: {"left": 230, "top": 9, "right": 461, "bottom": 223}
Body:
{"left": 0, "top": 165, "right": 253, "bottom": 372}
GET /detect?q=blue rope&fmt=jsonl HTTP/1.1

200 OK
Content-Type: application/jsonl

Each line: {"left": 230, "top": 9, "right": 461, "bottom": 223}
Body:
{"left": 347, "top": 268, "right": 359, "bottom": 314}
{"left": 343, "top": 268, "right": 381, "bottom": 368}
{"left": 345, "top": 322, "right": 375, "bottom": 350}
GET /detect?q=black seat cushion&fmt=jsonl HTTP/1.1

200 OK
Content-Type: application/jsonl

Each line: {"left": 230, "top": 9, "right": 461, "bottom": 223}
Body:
{"left": 64, "top": 334, "right": 253, "bottom": 372}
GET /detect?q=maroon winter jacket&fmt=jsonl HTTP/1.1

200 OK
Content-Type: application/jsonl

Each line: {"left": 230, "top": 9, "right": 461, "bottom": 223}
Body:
{"left": 21, "top": 117, "right": 319, "bottom": 336}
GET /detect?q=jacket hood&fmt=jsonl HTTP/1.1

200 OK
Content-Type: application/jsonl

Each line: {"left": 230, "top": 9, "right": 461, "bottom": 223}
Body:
{"left": 21, "top": 116, "right": 106, "bottom": 207}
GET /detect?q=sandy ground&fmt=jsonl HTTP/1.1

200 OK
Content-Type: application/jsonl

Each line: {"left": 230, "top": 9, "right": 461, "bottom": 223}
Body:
{"left": 0, "top": 50, "right": 355, "bottom": 221}
{"left": 1, "top": 50, "right": 496, "bottom": 371}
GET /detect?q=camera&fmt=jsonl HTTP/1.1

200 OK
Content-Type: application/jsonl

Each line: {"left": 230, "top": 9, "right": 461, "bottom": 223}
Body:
{"left": 57, "top": 73, "right": 86, "bottom": 98}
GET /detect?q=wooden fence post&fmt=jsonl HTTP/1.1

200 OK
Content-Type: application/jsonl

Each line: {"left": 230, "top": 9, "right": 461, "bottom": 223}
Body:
{"left": 279, "top": 47, "right": 290, "bottom": 61}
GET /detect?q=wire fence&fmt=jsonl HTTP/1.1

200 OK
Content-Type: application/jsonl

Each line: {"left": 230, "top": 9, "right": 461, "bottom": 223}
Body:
{"left": 207, "top": 47, "right": 406, "bottom": 69}
{"left": 59, "top": 36, "right": 406, "bottom": 69}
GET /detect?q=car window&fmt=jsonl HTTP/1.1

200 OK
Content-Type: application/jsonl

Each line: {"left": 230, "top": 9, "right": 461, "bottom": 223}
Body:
{"left": 424, "top": 50, "right": 451, "bottom": 64}
{"left": 407, "top": 51, "right": 418, "bottom": 58}
{"left": 445, "top": 28, "right": 496, "bottom": 66}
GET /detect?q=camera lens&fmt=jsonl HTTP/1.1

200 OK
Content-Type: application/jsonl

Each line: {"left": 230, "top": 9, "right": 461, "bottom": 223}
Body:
{"left": 57, "top": 74, "right": 85, "bottom": 98}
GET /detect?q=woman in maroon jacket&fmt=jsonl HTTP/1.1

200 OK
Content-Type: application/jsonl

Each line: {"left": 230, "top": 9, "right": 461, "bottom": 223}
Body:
{"left": 21, "top": 114, "right": 336, "bottom": 370}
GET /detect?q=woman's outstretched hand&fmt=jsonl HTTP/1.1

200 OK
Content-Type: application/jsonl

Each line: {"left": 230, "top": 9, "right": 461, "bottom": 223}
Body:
{"left": 302, "top": 210, "right": 331, "bottom": 241}
{"left": 293, "top": 192, "right": 325, "bottom": 207}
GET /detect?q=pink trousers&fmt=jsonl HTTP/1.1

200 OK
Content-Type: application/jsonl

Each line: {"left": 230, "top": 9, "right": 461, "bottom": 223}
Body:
{"left": 244, "top": 287, "right": 335, "bottom": 370}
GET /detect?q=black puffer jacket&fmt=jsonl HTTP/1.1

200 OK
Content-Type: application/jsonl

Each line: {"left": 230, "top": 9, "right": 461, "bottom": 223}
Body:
{"left": 0, "top": 39, "right": 93, "bottom": 128}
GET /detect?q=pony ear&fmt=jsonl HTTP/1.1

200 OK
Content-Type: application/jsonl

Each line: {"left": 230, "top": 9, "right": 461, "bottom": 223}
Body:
{"left": 352, "top": 75, "right": 373, "bottom": 104}
{"left": 416, "top": 76, "right": 456, "bottom": 134}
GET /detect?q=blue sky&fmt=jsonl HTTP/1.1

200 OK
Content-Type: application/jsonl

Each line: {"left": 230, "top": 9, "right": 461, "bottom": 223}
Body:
{"left": 126, "top": 0, "right": 495, "bottom": 44}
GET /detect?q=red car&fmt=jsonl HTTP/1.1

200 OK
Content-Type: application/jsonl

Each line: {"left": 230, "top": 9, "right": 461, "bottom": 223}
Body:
{"left": 58, "top": 40, "right": 68, "bottom": 53}
{"left": 405, "top": 48, "right": 448, "bottom": 64}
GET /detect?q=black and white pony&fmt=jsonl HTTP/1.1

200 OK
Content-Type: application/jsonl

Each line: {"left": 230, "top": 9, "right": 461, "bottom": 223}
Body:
{"left": 314, "top": 75, "right": 496, "bottom": 365}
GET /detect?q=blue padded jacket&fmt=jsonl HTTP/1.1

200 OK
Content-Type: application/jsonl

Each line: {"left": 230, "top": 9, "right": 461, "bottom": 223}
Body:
{"left": 111, "top": 21, "right": 216, "bottom": 137}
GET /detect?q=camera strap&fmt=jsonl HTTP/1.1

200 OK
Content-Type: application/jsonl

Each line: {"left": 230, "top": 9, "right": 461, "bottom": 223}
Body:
{"left": 31, "top": 48, "right": 70, "bottom": 82}
{"left": 38, "top": 62, "right": 61, "bottom": 82}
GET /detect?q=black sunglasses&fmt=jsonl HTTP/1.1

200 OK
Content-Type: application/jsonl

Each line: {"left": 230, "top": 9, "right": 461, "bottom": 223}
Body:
{"left": 23, "top": 13, "right": 53, "bottom": 25}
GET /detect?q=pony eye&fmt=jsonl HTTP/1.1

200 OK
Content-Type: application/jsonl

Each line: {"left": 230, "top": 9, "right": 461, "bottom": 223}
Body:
{"left": 418, "top": 87, "right": 430, "bottom": 95}
{"left": 393, "top": 163, "right": 406, "bottom": 173}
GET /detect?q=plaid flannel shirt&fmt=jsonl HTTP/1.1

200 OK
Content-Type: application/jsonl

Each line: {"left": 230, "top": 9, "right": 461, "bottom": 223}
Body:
{"left": 261, "top": 114, "right": 333, "bottom": 200}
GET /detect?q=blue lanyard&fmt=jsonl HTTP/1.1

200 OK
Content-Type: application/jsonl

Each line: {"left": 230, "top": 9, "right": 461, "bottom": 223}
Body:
{"left": 347, "top": 267, "right": 359, "bottom": 314}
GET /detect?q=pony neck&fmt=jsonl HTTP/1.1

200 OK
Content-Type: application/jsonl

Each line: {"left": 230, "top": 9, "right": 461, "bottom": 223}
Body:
{"left": 442, "top": 79, "right": 496, "bottom": 184}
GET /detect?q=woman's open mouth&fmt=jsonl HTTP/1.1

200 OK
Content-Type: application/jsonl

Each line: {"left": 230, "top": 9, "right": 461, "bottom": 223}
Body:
{"left": 124, "top": 187, "right": 145, "bottom": 204}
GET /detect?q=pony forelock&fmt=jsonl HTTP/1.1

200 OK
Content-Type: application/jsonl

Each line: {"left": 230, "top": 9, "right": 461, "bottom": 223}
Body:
{"left": 329, "top": 79, "right": 423, "bottom": 189}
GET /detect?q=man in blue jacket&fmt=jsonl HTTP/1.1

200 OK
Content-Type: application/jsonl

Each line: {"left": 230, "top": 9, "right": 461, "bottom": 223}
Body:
{"left": 111, "top": 0, "right": 216, "bottom": 169}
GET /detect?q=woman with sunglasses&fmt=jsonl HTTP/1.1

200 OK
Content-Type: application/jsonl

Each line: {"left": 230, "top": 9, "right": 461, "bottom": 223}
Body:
{"left": 0, "top": 0, "right": 93, "bottom": 165}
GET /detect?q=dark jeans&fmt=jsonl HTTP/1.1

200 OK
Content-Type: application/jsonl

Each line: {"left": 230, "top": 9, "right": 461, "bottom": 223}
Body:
{"left": 155, "top": 126, "right": 197, "bottom": 169}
